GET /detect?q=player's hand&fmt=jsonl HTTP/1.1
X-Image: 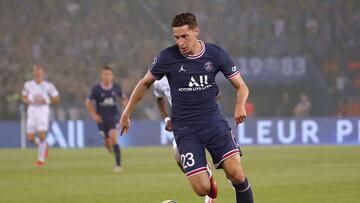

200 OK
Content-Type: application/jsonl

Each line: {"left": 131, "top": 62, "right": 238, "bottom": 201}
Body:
{"left": 92, "top": 114, "right": 103, "bottom": 124}
{"left": 33, "top": 97, "right": 47, "bottom": 105}
{"left": 234, "top": 105, "right": 247, "bottom": 125}
{"left": 164, "top": 117, "right": 173, "bottom": 132}
{"left": 120, "top": 114, "right": 130, "bottom": 136}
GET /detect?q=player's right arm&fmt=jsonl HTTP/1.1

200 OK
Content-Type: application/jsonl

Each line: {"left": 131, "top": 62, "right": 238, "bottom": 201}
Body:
{"left": 154, "top": 90, "right": 173, "bottom": 131}
{"left": 85, "top": 99, "right": 102, "bottom": 123}
{"left": 48, "top": 83, "right": 60, "bottom": 105}
{"left": 229, "top": 74, "right": 249, "bottom": 125}
{"left": 85, "top": 99, "right": 103, "bottom": 123}
{"left": 85, "top": 87, "right": 102, "bottom": 123}
{"left": 21, "top": 82, "right": 32, "bottom": 105}
{"left": 22, "top": 95, "right": 31, "bottom": 105}
{"left": 156, "top": 97, "right": 170, "bottom": 118}
{"left": 120, "top": 71, "right": 156, "bottom": 135}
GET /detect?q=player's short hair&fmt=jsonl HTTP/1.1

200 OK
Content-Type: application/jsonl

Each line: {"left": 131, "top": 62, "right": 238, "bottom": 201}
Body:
{"left": 33, "top": 64, "right": 43, "bottom": 70}
{"left": 102, "top": 66, "right": 113, "bottom": 72}
{"left": 172, "top": 12, "right": 197, "bottom": 29}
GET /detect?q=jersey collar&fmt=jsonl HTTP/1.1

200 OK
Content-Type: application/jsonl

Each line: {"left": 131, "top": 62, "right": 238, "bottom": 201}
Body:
{"left": 100, "top": 83, "right": 113, "bottom": 90}
{"left": 180, "top": 40, "right": 205, "bottom": 60}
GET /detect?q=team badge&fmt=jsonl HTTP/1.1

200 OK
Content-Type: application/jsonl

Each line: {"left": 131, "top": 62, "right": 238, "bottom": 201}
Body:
{"left": 204, "top": 62, "right": 213, "bottom": 72}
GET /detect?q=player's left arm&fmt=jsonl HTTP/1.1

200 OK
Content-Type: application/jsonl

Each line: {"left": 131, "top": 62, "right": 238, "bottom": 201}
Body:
{"left": 228, "top": 73, "right": 249, "bottom": 125}
{"left": 49, "top": 83, "right": 60, "bottom": 104}
{"left": 50, "top": 96, "right": 60, "bottom": 104}
{"left": 219, "top": 47, "right": 248, "bottom": 124}
{"left": 21, "top": 82, "right": 32, "bottom": 105}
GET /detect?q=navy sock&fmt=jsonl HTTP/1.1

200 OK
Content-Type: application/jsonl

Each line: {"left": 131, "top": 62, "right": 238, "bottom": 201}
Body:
{"left": 112, "top": 144, "right": 121, "bottom": 166}
{"left": 232, "top": 177, "right": 254, "bottom": 203}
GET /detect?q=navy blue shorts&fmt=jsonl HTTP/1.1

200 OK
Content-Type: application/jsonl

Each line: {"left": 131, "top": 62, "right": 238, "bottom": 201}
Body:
{"left": 174, "top": 120, "right": 240, "bottom": 177}
{"left": 97, "top": 120, "right": 117, "bottom": 139}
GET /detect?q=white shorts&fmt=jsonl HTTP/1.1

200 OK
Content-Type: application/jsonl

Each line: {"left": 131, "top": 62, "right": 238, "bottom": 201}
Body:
{"left": 26, "top": 108, "right": 50, "bottom": 133}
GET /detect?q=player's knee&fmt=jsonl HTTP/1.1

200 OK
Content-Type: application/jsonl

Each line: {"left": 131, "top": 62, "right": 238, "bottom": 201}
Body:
{"left": 190, "top": 176, "right": 211, "bottom": 197}
{"left": 104, "top": 138, "right": 111, "bottom": 145}
{"left": 38, "top": 132, "right": 46, "bottom": 142}
{"left": 226, "top": 168, "right": 246, "bottom": 183}
{"left": 39, "top": 136, "right": 46, "bottom": 142}
{"left": 27, "top": 136, "right": 35, "bottom": 142}
{"left": 27, "top": 133, "right": 35, "bottom": 141}
{"left": 193, "top": 183, "right": 211, "bottom": 197}
{"left": 109, "top": 138, "right": 116, "bottom": 145}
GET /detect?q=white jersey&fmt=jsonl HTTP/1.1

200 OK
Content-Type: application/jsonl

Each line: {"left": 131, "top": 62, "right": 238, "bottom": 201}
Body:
{"left": 153, "top": 76, "right": 172, "bottom": 105}
{"left": 22, "top": 80, "right": 59, "bottom": 133}
{"left": 154, "top": 76, "right": 177, "bottom": 150}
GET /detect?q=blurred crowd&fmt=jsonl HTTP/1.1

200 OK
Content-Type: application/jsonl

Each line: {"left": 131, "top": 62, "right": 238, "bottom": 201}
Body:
{"left": 0, "top": 0, "right": 359, "bottom": 120}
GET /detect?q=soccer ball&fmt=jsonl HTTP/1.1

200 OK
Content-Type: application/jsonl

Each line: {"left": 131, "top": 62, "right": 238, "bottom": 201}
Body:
{"left": 161, "top": 200, "right": 177, "bottom": 203}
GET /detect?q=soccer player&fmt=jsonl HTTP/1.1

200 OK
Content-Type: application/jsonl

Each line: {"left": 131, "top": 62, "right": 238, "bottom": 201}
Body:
{"left": 120, "top": 13, "right": 253, "bottom": 202}
{"left": 85, "top": 66, "right": 128, "bottom": 172}
{"left": 21, "top": 65, "right": 60, "bottom": 166}
{"left": 154, "top": 76, "right": 229, "bottom": 202}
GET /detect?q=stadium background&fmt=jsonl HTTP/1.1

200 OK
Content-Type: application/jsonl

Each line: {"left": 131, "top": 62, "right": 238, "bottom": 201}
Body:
{"left": 0, "top": 1, "right": 359, "bottom": 202}
{"left": 1, "top": 0, "right": 359, "bottom": 121}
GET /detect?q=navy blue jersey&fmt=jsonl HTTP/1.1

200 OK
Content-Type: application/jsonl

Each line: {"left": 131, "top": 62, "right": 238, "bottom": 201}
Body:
{"left": 150, "top": 41, "right": 239, "bottom": 127}
{"left": 88, "top": 83, "right": 123, "bottom": 122}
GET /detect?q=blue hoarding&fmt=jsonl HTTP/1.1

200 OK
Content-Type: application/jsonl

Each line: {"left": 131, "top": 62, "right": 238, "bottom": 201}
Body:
{"left": 0, "top": 117, "right": 359, "bottom": 148}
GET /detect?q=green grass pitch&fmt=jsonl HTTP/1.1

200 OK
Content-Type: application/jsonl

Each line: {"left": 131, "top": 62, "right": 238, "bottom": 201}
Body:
{"left": 0, "top": 146, "right": 359, "bottom": 203}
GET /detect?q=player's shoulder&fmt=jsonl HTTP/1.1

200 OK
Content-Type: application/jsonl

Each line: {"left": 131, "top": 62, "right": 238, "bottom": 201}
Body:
{"left": 43, "top": 80, "right": 55, "bottom": 87}
{"left": 204, "top": 42, "right": 224, "bottom": 55}
{"left": 24, "top": 80, "right": 34, "bottom": 86}
{"left": 112, "top": 83, "right": 122, "bottom": 90}
{"left": 157, "top": 45, "right": 181, "bottom": 62}
{"left": 91, "top": 84, "right": 101, "bottom": 92}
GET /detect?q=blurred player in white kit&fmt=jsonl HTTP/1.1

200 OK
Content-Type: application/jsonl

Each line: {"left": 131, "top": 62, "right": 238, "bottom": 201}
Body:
{"left": 21, "top": 65, "right": 60, "bottom": 166}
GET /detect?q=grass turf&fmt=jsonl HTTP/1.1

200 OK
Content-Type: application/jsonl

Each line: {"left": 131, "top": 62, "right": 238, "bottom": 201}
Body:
{"left": 0, "top": 146, "right": 359, "bottom": 203}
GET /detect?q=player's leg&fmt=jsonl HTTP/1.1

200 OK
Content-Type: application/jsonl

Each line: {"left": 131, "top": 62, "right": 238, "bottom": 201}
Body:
{"left": 207, "top": 128, "right": 253, "bottom": 203}
{"left": 174, "top": 139, "right": 215, "bottom": 202}
{"left": 26, "top": 114, "right": 39, "bottom": 144}
{"left": 99, "top": 123, "right": 112, "bottom": 153}
{"left": 188, "top": 172, "right": 211, "bottom": 196}
{"left": 176, "top": 135, "right": 216, "bottom": 198}
{"left": 109, "top": 128, "right": 121, "bottom": 170}
{"left": 36, "top": 130, "right": 47, "bottom": 164}
{"left": 222, "top": 155, "right": 253, "bottom": 203}
{"left": 36, "top": 117, "right": 50, "bottom": 165}
{"left": 27, "top": 133, "right": 37, "bottom": 143}
{"left": 104, "top": 137, "right": 112, "bottom": 153}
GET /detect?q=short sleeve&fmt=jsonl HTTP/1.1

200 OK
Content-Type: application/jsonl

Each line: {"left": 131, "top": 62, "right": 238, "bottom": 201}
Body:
{"left": 153, "top": 81, "right": 164, "bottom": 98}
{"left": 48, "top": 83, "right": 59, "bottom": 97}
{"left": 149, "top": 52, "right": 167, "bottom": 80}
{"left": 88, "top": 86, "right": 97, "bottom": 100}
{"left": 219, "top": 48, "right": 239, "bottom": 79}
{"left": 21, "top": 82, "right": 28, "bottom": 96}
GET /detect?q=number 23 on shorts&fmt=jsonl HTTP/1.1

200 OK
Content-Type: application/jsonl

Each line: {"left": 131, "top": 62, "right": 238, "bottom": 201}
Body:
{"left": 180, "top": 152, "right": 195, "bottom": 169}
